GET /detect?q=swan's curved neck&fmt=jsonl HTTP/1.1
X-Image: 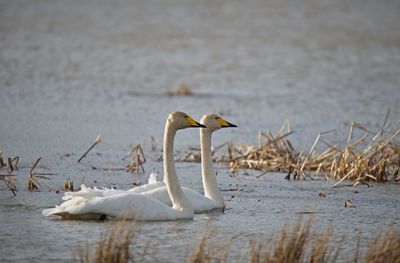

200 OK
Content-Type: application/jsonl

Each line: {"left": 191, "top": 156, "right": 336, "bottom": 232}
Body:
{"left": 200, "top": 129, "right": 224, "bottom": 206}
{"left": 163, "top": 121, "right": 193, "bottom": 212}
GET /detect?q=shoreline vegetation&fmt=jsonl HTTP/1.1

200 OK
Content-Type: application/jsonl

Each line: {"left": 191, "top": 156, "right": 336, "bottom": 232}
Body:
{"left": 78, "top": 217, "right": 400, "bottom": 263}
{"left": 181, "top": 114, "right": 400, "bottom": 186}
{"left": 1, "top": 115, "right": 399, "bottom": 196}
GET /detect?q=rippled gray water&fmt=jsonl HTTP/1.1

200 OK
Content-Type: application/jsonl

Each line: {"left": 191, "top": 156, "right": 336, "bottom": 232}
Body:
{"left": 1, "top": 0, "right": 400, "bottom": 262}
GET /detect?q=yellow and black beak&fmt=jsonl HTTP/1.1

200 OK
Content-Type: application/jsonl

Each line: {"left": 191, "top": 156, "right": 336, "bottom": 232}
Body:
{"left": 216, "top": 117, "right": 237, "bottom": 128}
{"left": 187, "top": 116, "right": 207, "bottom": 128}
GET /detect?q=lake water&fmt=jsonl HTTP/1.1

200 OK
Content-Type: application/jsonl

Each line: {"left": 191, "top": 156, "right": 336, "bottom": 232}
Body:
{"left": 1, "top": 0, "right": 400, "bottom": 262}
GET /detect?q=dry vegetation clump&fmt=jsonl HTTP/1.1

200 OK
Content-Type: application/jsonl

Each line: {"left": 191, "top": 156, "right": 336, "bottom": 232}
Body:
{"left": 78, "top": 220, "right": 142, "bottom": 263}
{"left": 249, "top": 220, "right": 339, "bottom": 263}
{"left": 0, "top": 149, "right": 18, "bottom": 195}
{"left": 187, "top": 234, "right": 231, "bottom": 263}
{"left": 229, "top": 122, "right": 298, "bottom": 175}
{"left": 229, "top": 120, "right": 400, "bottom": 183}
{"left": 0, "top": 173, "right": 17, "bottom": 196}
{"left": 184, "top": 219, "right": 340, "bottom": 263}
{"left": 181, "top": 116, "right": 400, "bottom": 183}
{"left": 365, "top": 228, "right": 400, "bottom": 263}
{"left": 185, "top": 221, "right": 400, "bottom": 263}
{"left": 0, "top": 150, "right": 19, "bottom": 172}
{"left": 124, "top": 144, "right": 146, "bottom": 174}
{"left": 300, "top": 121, "right": 400, "bottom": 185}
{"left": 63, "top": 179, "right": 74, "bottom": 191}
{"left": 179, "top": 121, "right": 301, "bottom": 175}
{"left": 164, "top": 85, "right": 194, "bottom": 96}
{"left": 27, "top": 157, "right": 50, "bottom": 191}
{"left": 76, "top": 218, "right": 400, "bottom": 263}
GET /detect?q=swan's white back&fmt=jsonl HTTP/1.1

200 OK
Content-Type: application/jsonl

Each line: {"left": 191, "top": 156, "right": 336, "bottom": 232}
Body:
{"left": 42, "top": 112, "right": 204, "bottom": 221}
{"left": 52, "top": 114, "right": 235, "bottom": 213}
{"left": 43, "top": 192, "right": 188, "bottom": 220}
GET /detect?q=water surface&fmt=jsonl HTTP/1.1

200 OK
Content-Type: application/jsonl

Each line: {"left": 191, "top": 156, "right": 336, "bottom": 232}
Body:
{"left": 1, "top": 0, "right": 400, "bottom": 262}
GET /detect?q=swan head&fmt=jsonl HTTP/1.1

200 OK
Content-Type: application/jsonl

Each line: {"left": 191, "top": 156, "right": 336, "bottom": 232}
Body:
{"left": 200, "top": 114, "right": 237, "bottom": 132}
{"left": 167, "top": 112, "right": 206, "bottom": 130}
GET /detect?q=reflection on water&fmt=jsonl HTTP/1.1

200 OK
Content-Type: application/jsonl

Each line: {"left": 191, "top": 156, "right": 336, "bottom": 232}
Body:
{"left": 1, "top": 0, "right": 400, "bottom": 261}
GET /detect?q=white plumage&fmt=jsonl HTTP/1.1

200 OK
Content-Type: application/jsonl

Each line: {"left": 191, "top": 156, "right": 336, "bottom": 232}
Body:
{"left": 42, "top": 112, "right": 205, "bottom": 221}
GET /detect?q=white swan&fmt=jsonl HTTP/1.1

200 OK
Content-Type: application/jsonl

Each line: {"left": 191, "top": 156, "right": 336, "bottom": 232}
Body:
{"left": 133, "top": 113, "right": 237, "bottom": 212}
{"left": 198, "top": 114, "right": 237, "bottom": 210}
{"left": 42, "top": 112, "right": 205, "bottom": 220}
{"left": 62, "top": 114, "right": 236, "bottom": 213}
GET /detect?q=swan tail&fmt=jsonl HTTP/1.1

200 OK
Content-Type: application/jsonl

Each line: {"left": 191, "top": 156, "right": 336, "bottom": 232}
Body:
{"left": 42, "top": 207, "right": 60, "bottom": 216}
{"left": 42, "top": 204, "right": 70, "bottom": 217}
{"left": 42, "top": 195, "right": 92, "bottom": 217}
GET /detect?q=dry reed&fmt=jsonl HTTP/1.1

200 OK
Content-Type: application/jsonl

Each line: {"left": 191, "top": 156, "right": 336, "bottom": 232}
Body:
{"left": 181, "top": 117, "right": 400, "bottom": 183}
{"left": 76, "top": 217, "right": 400, "bottom": 263}
{"left": 1, "top": 156, "right": 19, "bottom": 172}
{"left": 186, "top": 220, "right": 399, "bottom": 263}
{"left": 0, "top": 173, "right": 17, "bottom": 196}
{"left": 125, "top": 144, "right": 146, "bottom": 174}
{"left": 187, "top": 234, "right": 231, "bottom": 263}
{"left": 0, "top": 149, "right": 18, "bottom": 195}
{"left": 365, "top": 228, "right": 400, "bottom": 263}
{"left": 296, "top": 120, "right": 400, "bottom": 184}
{"left": 164, "top": 85, "right": 194, "bottom": 96}
{"left": 78, "top": 134, "right": 102, "bottom": 163}
{"left": 28, "top": 157, "right": 50, "bottom": 191}
{"left": 63, "top": 179, "right": 74, "bottom": 191}
{"left": 0, "top": 150, "right": 19, "bottom": 172}
{"left": 249, "top": 220, "right": 339, "bottom": 263}
{"left": 78, "top": 220, "right": 142, "bottom": 263}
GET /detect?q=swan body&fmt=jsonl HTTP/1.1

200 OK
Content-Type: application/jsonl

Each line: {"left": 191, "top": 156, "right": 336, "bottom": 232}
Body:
{"left": 135, "top": 113, "right": 236, "bottom": 212}
{"left": 42, "top": 112, "right": 205, "bottom": 221}
{"left": 42, "top": 192, "right": 184, "bottom": 220}
{"left": 59, "top": 114, "right": 236, "bottom": 213}
{"left": 59, "top": 172, "right": 163, "bottom": 200}
{"left": 59, "top": 179, "right": 218, "bottom": 213}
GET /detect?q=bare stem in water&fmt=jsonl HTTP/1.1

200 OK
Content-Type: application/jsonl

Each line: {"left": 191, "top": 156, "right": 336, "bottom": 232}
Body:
{"left": 78, "top": 134, "right": 102, "bottom": 163}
